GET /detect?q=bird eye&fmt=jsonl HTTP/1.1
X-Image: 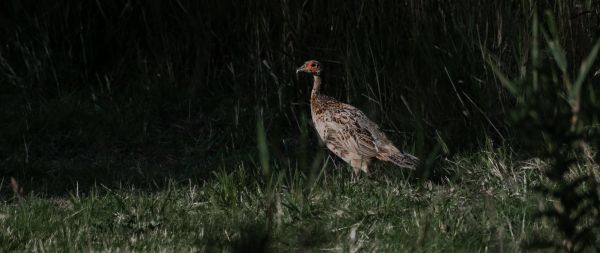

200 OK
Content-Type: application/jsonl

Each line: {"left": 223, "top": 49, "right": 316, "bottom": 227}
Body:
{"left": 311, "top": 63, "right": 316, "bottom": 67}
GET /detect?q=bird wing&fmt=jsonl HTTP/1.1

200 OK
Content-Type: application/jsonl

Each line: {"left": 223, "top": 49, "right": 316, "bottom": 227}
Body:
{"left": 312, "top": 95, "right": 417, "bottom": 169}
{"left": 319, "top": 100, "right": 382, "bottom": 158}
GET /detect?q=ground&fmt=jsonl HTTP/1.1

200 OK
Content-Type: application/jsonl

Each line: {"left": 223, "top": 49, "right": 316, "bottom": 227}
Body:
{"left": 0, "top": 149, "right": 550, "bottom": 252}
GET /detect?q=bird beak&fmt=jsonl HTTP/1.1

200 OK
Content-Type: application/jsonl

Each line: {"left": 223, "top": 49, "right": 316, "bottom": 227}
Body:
{"left": 296, "top": 65, "right": 306, "bottom": 75}
{"left": 295, "top": 65, "right": 306, "bottom": 79}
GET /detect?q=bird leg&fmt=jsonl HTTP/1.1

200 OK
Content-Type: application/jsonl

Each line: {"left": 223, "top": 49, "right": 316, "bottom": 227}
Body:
{"left": 352, "top": 166, "right": 361, "bottom": 176}
{"left": 351, "top": 167, "right": 361, "bottom": 183}
{"left": 350, "top": 159, "right": 370, "bottom": 182}
{"left": 351, "top": 159, "right": 369, "bottom": 173}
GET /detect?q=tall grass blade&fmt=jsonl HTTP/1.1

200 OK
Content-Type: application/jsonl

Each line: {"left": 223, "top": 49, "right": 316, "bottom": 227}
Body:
{"left": 572, "top": 40, "right": 600, "bottom": 100}
{"left": 257, "top": 114, "right": 270, "bottom": 176}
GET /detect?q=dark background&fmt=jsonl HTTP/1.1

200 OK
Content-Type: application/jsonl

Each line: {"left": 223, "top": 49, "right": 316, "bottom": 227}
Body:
{"left": 1, "top": 0, "right": 599, "bottom": 194}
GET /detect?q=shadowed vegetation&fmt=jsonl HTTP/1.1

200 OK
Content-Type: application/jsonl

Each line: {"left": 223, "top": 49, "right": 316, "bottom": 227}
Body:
{"left": 1, "top": 0, "right": 600, "bottom": 251}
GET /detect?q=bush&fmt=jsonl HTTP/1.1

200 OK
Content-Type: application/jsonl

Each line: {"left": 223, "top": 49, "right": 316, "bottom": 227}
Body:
{"left": 490, "top": 12, "right": 600, "bottom": 252}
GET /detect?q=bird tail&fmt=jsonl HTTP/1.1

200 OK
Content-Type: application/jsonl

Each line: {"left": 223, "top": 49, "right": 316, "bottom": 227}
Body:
{"left": 379, "top": 151, "right": 419, "bottom": 170}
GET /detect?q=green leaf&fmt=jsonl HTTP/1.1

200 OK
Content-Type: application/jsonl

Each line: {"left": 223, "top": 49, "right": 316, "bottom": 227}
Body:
{"left": 487, "top": 56, "right": 518, "bottom": 95}
{"left": 571, "top": 40, "right": 600, "bottom": 101}
{"left": 547, "top": 40, "right": 567, "bottom": 74}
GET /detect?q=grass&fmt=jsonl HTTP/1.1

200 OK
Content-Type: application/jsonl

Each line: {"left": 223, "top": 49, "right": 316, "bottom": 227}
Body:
{"left": 1, "top": 147, "right": 550, "bottom": 252}
{"left": 1, "top": 0, "right": 600, "bottom": 251}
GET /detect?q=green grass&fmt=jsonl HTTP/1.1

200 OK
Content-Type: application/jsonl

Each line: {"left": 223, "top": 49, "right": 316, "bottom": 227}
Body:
{"left": 1, "top": 148, "right": 550, "bottom": 252}
{"left": 1, "top": 0, "right": 600, "bottom": 251}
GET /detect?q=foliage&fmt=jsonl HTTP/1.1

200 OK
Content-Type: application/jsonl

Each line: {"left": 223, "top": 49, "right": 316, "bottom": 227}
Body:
{"left": 0, "top": 150, "right": 543, "bottom": 252}
{"left": 1, "top": 1, "right": 598, "bottom": 191}
{"left": 1, "top": 0, "right": 600, "bottom": 251}
{"left": 489, "top": 12, "right": 600, "bottom": 252}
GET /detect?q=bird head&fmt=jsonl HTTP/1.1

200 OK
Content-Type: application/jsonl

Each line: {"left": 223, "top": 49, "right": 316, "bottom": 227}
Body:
{"left": 296, "top": 60, "right": 322, "bottom": 76}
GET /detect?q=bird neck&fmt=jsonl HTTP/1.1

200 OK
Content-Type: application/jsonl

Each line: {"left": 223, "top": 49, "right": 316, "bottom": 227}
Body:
{"left": 311, "top": 75, "right": 321, "bottom": 99}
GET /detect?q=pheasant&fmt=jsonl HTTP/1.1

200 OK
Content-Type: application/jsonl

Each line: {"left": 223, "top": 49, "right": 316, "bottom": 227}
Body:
{"left": 296, "top": 60, "right": 418, "bottom": 175}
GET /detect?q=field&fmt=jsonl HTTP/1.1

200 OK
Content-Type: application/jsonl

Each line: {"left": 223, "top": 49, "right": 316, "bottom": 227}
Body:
{"left": 1, "top": 149, "right": 548, "bottom": 252}
{"left": 1, "top": 0, "right": 600, "bottom": 252}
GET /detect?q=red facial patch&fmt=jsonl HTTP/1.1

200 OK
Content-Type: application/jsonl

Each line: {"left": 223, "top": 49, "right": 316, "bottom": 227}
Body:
{"left": 305, "top": 60, "right": 320, "bottom": 74}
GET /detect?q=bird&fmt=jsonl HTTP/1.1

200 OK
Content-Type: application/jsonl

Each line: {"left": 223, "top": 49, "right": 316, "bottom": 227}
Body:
{"left": 296, "top": 60, "right": 418, "bottom": 176}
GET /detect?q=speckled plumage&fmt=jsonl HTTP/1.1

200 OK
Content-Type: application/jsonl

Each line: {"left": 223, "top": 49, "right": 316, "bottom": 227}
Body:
{"left": 297, "top": 60, "right": 418, "bottom": 175}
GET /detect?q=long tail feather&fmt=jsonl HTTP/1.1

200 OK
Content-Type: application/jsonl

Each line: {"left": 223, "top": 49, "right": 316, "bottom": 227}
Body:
{"left": 383, "top": 152, "right": 418, "bottom": 170}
